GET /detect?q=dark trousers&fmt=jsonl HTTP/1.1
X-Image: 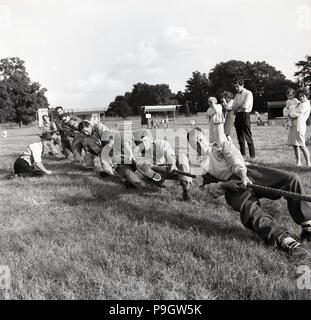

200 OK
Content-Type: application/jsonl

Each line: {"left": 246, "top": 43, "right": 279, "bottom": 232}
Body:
{"left": 14, "top": 158, "right": 45, "bottom": 178}
{"left": 225, "top": 165, "right": 311, "bottom": 245}
{"left": 116, "top": 161, "right": 189, "bottom": 188}
{"left": 61, "top": 135, "right": 74, "bottom": 158}
{"left": 234, "top": 112, "right": 255, "bottom": 157}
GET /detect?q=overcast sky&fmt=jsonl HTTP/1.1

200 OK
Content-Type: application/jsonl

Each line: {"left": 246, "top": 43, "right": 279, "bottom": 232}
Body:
{"left": 1, "top": 0, "right": 310, "bottom": 109}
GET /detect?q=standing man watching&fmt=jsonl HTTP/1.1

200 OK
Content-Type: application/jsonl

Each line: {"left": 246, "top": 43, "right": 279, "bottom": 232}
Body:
{"left": 232, "top": 78, "right": 256, "bottom": 159}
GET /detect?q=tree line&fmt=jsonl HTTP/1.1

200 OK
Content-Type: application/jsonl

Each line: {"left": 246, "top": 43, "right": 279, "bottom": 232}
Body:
{"left": 0, "top": 57, "right": 49, "bottom": 124}
{"left": 107, "top": 56, "right": 311, "bottom": 117}
{"left": 0, "top": 55, "right": 310, "bottom": 123}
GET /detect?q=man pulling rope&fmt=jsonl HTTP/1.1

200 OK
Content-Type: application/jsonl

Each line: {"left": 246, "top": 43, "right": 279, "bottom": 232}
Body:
{"left": 187, "top": 127, "right": 311, "bottom": 259}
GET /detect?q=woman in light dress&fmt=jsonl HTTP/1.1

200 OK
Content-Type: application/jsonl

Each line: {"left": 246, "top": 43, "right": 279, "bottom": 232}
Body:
{"left": 219, "top": 91, "right": 235, "bottom": 141}
{"left": 283, "top": 87, "right": 311, "bottom": 167}
{"left": 206, "top": 97, "right": 226, "bottom": 144}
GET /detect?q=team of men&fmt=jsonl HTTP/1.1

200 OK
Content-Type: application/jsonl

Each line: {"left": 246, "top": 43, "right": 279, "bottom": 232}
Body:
{"left": 11, "top": 107, "right": 311, "bottom": 259}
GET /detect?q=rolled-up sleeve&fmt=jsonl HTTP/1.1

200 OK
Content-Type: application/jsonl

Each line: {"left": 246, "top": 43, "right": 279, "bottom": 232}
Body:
{"left": 222, "top": 140, "right": 247, "bottom": 176}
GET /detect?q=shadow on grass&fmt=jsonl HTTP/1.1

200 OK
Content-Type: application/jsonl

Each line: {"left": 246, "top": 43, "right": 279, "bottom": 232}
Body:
{"left": 59, "top": 180, "right": 257, "bottom": 245}
{"left": 0, "top": 158, "right": 266, "bottom": 246}
{"left": 118, "top": 199, "right": 257, "bottom": 244}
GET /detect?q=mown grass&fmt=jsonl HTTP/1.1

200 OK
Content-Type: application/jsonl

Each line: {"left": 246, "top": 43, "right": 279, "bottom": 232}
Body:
{"left": 1, "top": 120, "right": 311, "bottom": 300}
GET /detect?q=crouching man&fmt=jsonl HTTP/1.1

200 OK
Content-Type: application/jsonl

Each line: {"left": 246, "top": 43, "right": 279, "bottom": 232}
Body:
{"left": 57, "top": 113, "right": 79, "bottom": 159}
{"left": 187, "top": 127, "right": 311, "bottom": 257}
{"left": 126, "top": 129, "right": 192, "bottom": 201}
{"left": 13, "top": 132, "right": 53, "bottom": 177}
{"left": 75, "top": 121, "right": 115, "bottom": 173}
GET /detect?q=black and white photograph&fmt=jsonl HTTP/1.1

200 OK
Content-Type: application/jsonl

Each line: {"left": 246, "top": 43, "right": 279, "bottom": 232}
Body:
{"left": 0, "top": 0, "right": 311, "bottom": 305}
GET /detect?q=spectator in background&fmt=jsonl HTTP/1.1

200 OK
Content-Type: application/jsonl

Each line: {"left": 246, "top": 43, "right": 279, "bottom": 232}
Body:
{"left": 206, "top": 97, "right": 226, "bottom": 144}
{"left": 284, "top": 87, "right": 311, "bottom": 167}
{"left": 139, "top": 107, "right": 148, "bottom": 128}
{"left": 164, "top": 113, "right": 169, "bottom": 128}
{"left": 194, "top": 102, "right": 198, "bottom": 114}
{"left": 220, "top": 91, "right": 235, "bottom": 141}
{"left": 185, "top": 101, "right": 190, "bottom": 117}
{"left": 232, "top": 78, "right": 256, "bottom": 159}
{"left": 254, "top": 111, "right": 265, "bottom": 126}
{"left": 283, "top": 88, "right": 299, "bottom": 130}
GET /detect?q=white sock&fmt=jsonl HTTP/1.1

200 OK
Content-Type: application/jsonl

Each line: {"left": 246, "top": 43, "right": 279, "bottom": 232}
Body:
{"left": 281, "top": 236, "right": 300, "bottom": 248}
{"left": 302, "top": 220, "right": 311, "bottom": 232}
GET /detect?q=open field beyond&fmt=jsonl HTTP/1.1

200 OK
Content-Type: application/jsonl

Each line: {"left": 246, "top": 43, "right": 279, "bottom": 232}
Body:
{"left": 1, "top": 118, "right": 311, "bottom": 300}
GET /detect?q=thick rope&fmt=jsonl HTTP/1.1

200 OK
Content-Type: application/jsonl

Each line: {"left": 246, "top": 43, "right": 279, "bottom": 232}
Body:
{"left": 247, "top": 184, "right": 311, "bottom": 202}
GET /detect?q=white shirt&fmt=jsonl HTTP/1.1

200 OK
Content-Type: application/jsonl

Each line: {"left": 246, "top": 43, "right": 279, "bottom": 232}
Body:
{"left": 232, "top": 88, "right": 253, "bottom": 113}
{"left": 93, "top": 122, "right": 111, "bottom": 141}
{"left": 188, "top": 140, "right": 248, "bottom": 198}
{"left": 20, "top": 141, "right": 43, "bottom": 166}
{"left": 134, "top": 140, "right": 177, "bottom": 168}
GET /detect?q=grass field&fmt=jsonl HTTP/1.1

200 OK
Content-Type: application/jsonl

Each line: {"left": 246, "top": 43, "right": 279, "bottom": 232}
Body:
{"left": 1, "top": 118, "right": 311, "bottom": 300}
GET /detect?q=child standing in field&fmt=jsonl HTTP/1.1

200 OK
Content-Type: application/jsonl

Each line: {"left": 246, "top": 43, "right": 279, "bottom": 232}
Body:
{"left": 283, "top": 87, "right": 311, "bottom": 167}
{"left": 220, "top": 91, "right": 235, "bottom": 141}
{"left": 283, "top": 88, "right": 300, "bottom": 130}
{"left": 206, "top": 97, "right": 226, "bottom": 144}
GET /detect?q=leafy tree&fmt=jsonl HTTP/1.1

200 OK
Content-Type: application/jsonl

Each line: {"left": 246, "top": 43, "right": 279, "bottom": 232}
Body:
{"left": 247, "top": 61, "right": 290, "bottom": 109}
{"left": 295, "top": 55, "right": 311, "bottom": 87}
{"left": 208, "top": 60, "right": 250, "bottom": 96}
{"left": 0, "top": 81, "right": 15, "bottom": 122}
{"left": 175, "top": 91, "right": 185, "bottom": 104}
{"left": 0, "top": 57, "right": 49, "bottom": 124}
{"left": 207, "top": 60, "right": 295, "bottom": 111}
{"left": 106, "top": 95, "right": 132, "bottom": 118}
{"left": 184, "top": 71, "right": 210, "bottom": 113}
{"left": 127, "top": 83, "right": 174, "bottom": 114}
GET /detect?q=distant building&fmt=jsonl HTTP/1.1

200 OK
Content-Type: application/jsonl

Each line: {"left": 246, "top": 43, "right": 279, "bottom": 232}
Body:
{"left": 49, "top": 107, "right": 107, "bottom": 123}
{"left": 70, "top": 107, "right": 106, "bottom": 122}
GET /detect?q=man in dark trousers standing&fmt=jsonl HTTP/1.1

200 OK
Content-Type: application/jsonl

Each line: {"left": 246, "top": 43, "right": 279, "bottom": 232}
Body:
{"left": 232, "top": 78, "right": 256, "bottom": 159}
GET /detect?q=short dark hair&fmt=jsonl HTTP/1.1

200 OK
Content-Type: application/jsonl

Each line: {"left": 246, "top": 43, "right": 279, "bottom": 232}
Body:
{"left": 233, "top": 77, "right": 244, "bottom": 86}
{"left": 286, "top": 88, "right": 296, "bottom": 96}
{"left": 186, "top": 127, "right": 202, "bottom": 142}
{"left": 60, "top": 113, "right": 70, "bottom": 120}
{"left": 78, "top": 121, "right": 92, "bottom": 132}
{"left": 39, "top": 132, "right": 53, "bottom": 141}
{"left": 297, "top": 87, "right": 310, "bottom": 99}
{"left": 221, "top": 91, "right": 234, "bottom": 100}
{"left": 55, "top": 106, "right": 64, "bottom": 112}
{"left": 42, "top": 115, "right": 49, "bottom": 120}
